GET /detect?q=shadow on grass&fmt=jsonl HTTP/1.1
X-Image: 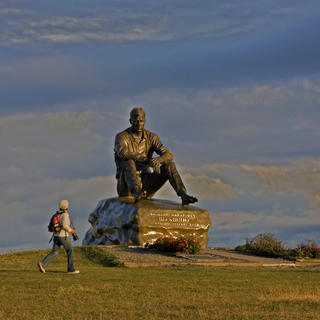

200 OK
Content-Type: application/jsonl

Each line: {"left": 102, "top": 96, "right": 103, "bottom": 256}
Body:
{"left": 78, "top": 246, "right": 123, "bottom": 267}
{"left": 39, "top": 270, "right": 69, "bottom": 274}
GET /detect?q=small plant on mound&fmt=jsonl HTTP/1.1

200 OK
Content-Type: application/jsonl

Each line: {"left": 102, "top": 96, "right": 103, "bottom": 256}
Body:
{"left": 242, "top": 232, "right": 287, "bottom": 256}
{"left": 146, "top": 235, "right": 202, "bottom": 254}
{"left": 290, "top": 239, "right": 320, "bottom": 259}
{"left": 234, "top": 244, "right": 251, "bottom": 252}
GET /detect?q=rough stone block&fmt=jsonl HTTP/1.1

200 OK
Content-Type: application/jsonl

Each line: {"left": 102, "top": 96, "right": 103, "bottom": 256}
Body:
{"left": 82, "top": 197, "right": 212, "bottom": 247}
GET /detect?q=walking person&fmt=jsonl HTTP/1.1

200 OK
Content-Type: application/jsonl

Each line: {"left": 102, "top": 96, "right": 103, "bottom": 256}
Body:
{"left": 38, "top": 199, "right": 80, "bottom": 274}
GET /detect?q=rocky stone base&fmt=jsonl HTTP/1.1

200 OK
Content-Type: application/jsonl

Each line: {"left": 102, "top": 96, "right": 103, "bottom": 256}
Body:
{"left": 82, "top": 197, "right": 212, "bottom": 247}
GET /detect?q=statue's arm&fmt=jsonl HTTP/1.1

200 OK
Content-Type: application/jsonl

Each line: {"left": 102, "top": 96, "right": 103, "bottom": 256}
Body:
{"left": 150, "top": 133, "right": 173, "bottom": 164}
{"left": 114, "top": 133, "right": 148, "bottom": 163}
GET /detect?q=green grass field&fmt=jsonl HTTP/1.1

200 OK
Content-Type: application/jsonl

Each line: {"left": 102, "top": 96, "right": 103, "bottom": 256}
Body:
{"left": 1, "top": 246, "right": 320, "bottom": 320}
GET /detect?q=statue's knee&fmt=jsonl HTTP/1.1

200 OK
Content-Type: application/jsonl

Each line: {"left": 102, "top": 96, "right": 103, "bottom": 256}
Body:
{"left": 123, "top": 159, "right": 136, "bottom": 170}
{"left": 167, "top": 161, "right": 176, "bottom": 170}
{"left": 162, "top": 161, "right": 177, "bottom": 174}
{"left": 125, "top": 159, "right": 135, "bottom": 165}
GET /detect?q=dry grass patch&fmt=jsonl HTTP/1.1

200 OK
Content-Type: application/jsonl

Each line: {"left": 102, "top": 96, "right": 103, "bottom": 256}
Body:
{"left": 258, "top": 285, "right": 320, "bottom": 302}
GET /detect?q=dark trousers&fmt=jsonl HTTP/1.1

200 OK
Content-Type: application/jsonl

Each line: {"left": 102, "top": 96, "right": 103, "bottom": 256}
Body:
{"left": 117, "top": 160, "right": 186, "bottom": 199}
{"left": 41, "top": 236, "right": 75, "bottom": 272}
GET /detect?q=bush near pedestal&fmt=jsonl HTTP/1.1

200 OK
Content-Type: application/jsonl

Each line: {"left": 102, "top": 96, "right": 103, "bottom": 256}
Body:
{"left": 146, "top": 235, "right": 202, "bottom": 254}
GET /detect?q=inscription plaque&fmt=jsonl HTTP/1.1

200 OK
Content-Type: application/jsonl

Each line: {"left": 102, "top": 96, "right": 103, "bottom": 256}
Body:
{"left": 150, "top": 212, "right": 198, "bottom": 227}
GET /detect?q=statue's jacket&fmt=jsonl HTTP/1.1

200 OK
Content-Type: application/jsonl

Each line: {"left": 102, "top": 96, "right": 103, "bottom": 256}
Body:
{"left": 114, "top": 128, "right": 173, "bottom": 179}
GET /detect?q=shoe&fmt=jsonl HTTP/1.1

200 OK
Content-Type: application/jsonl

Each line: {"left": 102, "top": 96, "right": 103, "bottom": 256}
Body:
{"left": 68, "top": 270, "right": 80, "bottom": 274}
{"left": 38, "top": 262, "right": 45, "bottom": 273}
{"left": 132, "top": 187, "right": 147, "bottom": 204}
{"left": 181, "top": 194, "right": 198, "bottom": 206}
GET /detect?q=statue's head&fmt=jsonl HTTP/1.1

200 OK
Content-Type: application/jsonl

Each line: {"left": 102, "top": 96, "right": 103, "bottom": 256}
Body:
{"left": 129, "top": 108, "right": 146, "bottom": 134}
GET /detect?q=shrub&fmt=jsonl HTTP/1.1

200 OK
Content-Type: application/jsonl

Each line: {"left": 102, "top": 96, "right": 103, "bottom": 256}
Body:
{"left": 245, "top": 232, "right": 287, "bottom": 256}
{"left": 146, "top": 237, "right": 180, "bottom": 253}
{"left": 235, "top": 244, "right": 251, "bottom": 252}
{"left": 236, "top": 233, "right": 320, "bottom": 259}
{"left": 290, "top": 239, "right": 320, "bottom": 259}
{"left": 146, "top": 235, "right": 202, "bottom": 254}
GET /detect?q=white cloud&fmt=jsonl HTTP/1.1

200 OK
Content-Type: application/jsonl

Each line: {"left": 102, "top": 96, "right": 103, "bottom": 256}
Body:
{"left": 182, "top": 173, "right": 239, "bottom": 200}
{"left": 0, "top": 1, "right": 318, "bottom": 44}
{"left": 0, "top": 111, "right": 103, "bottom": 184}
{"left": 211, "top": 210, "right": 319, "bottom": 231}
{"left": 242, "top": 161, "right": 320, "bottom": 209}
{"left": 1, "top": 13, "right": 168, "bottom": 44}
{"left": 195, "top": 80, "right": 320, "bottom": 111}
{"left": 232, "top": 86, "right": 289, "bottom": 106}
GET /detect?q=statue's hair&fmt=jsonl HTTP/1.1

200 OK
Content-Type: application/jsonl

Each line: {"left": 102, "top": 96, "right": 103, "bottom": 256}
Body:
{"left": 130, "top": 108, "right": 145, "bottom": 119}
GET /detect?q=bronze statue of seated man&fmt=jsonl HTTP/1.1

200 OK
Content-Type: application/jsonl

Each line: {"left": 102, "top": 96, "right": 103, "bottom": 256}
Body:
{"left": 114, "top": 107, "right": 198, "bottom": 206}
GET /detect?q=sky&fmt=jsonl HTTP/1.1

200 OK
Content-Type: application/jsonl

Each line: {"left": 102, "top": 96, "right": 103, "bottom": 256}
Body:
{"left": 1, "top": 0, "right": 320, "bottom": 253}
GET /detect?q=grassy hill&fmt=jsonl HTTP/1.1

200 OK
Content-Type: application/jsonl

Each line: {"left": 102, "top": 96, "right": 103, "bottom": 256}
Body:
{"left": 1, "top": 246, "right": 320, "bottom": 319}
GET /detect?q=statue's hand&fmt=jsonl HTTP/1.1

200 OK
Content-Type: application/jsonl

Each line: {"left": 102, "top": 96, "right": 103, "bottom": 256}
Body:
{"left": 137, "top": 155, "right": 148, "bottom": 163}
{"left": 149, "top": 158, "right": 161, "bottom": 174}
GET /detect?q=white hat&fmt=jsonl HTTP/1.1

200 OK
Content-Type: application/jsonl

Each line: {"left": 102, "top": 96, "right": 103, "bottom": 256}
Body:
{"left": 59, "top": 199, "right": 69, "bottom": 210}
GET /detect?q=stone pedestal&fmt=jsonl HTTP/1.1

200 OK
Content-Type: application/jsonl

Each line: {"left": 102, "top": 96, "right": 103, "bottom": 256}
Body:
{"left": 82, "top": 197, "right": 212, "bottom": 247}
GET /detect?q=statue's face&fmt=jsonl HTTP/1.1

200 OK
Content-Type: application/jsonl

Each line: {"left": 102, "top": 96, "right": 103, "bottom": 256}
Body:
{"left": 130, "top": 112, "right": 146, "bottom": 134}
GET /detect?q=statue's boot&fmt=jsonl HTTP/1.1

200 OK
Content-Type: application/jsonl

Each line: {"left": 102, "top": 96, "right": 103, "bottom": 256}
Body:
{"left": 181, "top": 194, "right": 198, "bottom": 206}
{"left": 132, "top": 187, "right": 147, "bottom": 204}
